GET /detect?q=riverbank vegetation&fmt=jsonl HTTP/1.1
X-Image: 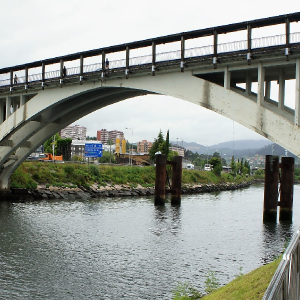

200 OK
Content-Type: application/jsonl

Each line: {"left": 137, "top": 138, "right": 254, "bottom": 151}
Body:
{"left": 10, "top": 161, "right": 252, "bottom": 190}
{"left": 173, "top": 257, "right": 281, "bottom": 299}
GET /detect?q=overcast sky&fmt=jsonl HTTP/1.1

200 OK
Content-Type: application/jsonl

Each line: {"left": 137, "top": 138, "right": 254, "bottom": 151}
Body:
{"left": 1, "top": 1, "right": 300, "bottom": 145}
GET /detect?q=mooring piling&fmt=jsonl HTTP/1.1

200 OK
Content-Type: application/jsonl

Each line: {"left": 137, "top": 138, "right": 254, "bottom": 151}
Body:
{"left": 279, "top": 157, "right": 294, "bottom": 222}
{"left": 263, "top": 155, "right": 295, "bottom": 222}
{"left": 154, "top": 155, "right": 182, "bottom": 206}
{"left": 171, "top": 156, "right": 182, "bottom": 205}
{"left": 154, "top": 154, "right": 167, "bottom": 206}
{"left": 263, "top": 155, "right": 279, "bottom": 222}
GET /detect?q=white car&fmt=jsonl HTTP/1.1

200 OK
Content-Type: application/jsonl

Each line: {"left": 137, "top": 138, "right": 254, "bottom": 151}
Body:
{"left": 204, "top": 164, "right": 211, "bottom": 171}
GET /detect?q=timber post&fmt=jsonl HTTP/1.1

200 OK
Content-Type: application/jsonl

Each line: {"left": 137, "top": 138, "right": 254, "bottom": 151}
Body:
{"left": 171, "top": 156, "right": 182, "bottom": 205}
{"left": 279, "top": 157, "right": 294, "bottom": 221}
{"left": 263, "top": 155, "right": 279, "bottom": 222}
{"left": 154, "top": 154, "right": 167, "bottom": 206}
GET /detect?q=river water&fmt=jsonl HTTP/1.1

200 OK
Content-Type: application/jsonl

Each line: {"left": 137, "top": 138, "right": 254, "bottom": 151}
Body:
{"left": 0, "top": 184, "right": 300, "bottom": 299}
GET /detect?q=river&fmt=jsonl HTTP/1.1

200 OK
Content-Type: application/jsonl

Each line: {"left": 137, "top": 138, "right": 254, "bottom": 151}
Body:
{"left": 0, "top": 184, "right": 299, "bottom": 299}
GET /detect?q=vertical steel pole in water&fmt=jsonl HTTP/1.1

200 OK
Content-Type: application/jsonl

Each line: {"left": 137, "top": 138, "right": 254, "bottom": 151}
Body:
{"left": 171, "top": 156, "right": 182, "bottom": 206}
{"left": 155, "top": 154, "right": 166, "bottom": 206}
{"left": 279, "top": 157, "right": 294, "bottom": 222}
{"left": 263, "top": 155, "right": 279, "bottom": 222}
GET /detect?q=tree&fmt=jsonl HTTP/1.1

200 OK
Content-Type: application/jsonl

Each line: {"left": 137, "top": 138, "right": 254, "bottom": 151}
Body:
{"left": 212, "top": 152, "right": 220, "bottom": 158}
{"left": 149, "top": 130, "right": 165, "bottom": 162}
{"left": 164, "top": 130, "right": 170, "bottom": 158}
{"left": 57, "top": 138, "right": 72, "bottom": 161}
{"left": 44, "top": 133, "right": 60, "bottom": 154}
{"left": 209, "top": 157, "right": 222, "bottom": 176}
{"left": 230, "top": 156, "right": 237, "bottom": 176}
{"left": 98, "top": 150, "right": 116, "bottom": 164}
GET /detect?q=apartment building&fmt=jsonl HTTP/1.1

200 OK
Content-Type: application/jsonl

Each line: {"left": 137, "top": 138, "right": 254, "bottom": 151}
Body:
{"left": 61, "top": 125, "right": 87, "bottom": 140}
{"left": 97, "top": 129, "right": 124, "bottom": 144}
{"left": 137, "top": 140, "right": 153, "bottom": 154}
{"left": 169, "top": 146, "right": 185, "bottom": 157}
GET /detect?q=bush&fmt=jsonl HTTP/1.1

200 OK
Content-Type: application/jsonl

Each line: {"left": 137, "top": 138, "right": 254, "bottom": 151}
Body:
{"left": 172, "top": 282, "right": 203, "bottom": 300}
{"left": 89, "top": 165, "right": 100, "bottom": 178}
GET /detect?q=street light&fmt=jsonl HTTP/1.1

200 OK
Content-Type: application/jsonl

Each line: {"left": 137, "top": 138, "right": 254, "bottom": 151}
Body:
{"left": 125, "top": 127, "right": 133, "bottom": 166}
{"left": 206, "top": 145, "right": 209, "bottom": 164}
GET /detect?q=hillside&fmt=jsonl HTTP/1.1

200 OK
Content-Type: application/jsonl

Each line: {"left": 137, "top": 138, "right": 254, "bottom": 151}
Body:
{"left": 177, "top": 139, "right": 273, "bottom": 157}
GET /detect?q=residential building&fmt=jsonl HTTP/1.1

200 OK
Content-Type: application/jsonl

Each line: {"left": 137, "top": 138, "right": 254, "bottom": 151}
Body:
{"left": 137, "top": 140, "right": 153, "bottom": 154}
{"left": 61, "top": 125, "right": 87, "bottom": 140}
{"left": 97, "top": 129, "right": 124, "bottom": 144}
{"left": 169, "top": 146, "right": 185, "bottom": 157}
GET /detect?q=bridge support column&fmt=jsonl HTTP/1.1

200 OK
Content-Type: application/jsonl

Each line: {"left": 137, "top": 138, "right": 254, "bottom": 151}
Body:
{"left": 257, "top": 63, "right": 265, "bottom": 105}
{"left": 171, "top": 156, "right": 182, "bottom": 206}
{"left": 263, "top": 155, "right": 279, "bottom": 222}
{"left": 6, "top": 96, "right": 11, "bottom": 119}
{"left": 0, "top": 98, "right": 5, "bottom": 124}
{"left": 224, "top": 67, "right": 231, "bottom": 89}
{"left": 0, "top": 179, "right": 12, "bottom": 201}
{"left": 155, "top": 154, "right": 166, "bottom": 206}
{"left": 246, "top": 72, "right": 252, "bottom": 96}
{"left": 295, "top": 58, "right": 300, "bottom": 125}
{"left": 279, "top": 157, "right": 294, "bottom": 222}
{"left": 278, "top": 68, "right": 285, "bottom": 110}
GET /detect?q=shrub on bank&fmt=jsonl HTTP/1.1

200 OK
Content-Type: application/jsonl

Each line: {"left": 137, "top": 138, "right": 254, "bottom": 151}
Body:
{"left": 10, "top": 162, "right": 252, "bottom": 189}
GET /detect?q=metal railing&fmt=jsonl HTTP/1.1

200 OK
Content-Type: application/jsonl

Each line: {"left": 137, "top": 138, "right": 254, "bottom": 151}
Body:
{"left": 1, "top": 32, "right": 299, "bottom": 88}
{"left": 263, "top": 228, "right": 300, "bottom": 300}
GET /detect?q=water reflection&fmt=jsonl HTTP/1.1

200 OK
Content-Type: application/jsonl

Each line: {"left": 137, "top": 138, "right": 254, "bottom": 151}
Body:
{"left": 0, "top": 185, "right": 300, "bottom": 299}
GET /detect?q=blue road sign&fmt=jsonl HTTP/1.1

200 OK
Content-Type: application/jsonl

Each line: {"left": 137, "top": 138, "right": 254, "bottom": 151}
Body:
{"left": 85, "top": 143, "right": 103, "bottom": 157}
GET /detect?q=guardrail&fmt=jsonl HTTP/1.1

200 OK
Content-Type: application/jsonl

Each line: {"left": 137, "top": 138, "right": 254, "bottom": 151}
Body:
{"left": 0, "top": 32, "right": 299, "bottom": 88}
{"left": 263, "top": 228, "right": 300, "bottom": 300}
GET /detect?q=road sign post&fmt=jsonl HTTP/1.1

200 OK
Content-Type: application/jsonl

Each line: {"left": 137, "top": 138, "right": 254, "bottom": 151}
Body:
{"left": 85, "top": 143, "right": 103, "bottom": 159}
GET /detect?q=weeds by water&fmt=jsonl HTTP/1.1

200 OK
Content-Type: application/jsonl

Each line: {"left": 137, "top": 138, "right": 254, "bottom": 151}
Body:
{"left": 172, "top": 257, "right": 281, "bottom": 300}
{"left": 10, "top": 162, "right": 252, "bottom": 189}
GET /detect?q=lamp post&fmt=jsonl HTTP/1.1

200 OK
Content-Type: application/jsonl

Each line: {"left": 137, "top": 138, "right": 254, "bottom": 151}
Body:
{"left": 52, "top": 134, "right": 55, "bottom": 163}
{"left": 125, "top": 127, "right": 133, "bottom": 166}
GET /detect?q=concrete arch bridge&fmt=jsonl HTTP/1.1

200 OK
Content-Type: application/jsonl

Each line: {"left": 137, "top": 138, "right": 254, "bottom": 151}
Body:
{"left": 0, "top": 12, "right": 300, "bottom": 192}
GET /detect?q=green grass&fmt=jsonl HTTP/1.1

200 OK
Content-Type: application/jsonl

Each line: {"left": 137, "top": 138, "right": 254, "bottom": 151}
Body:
{"left": 201, "top": 257, "right": 281, "bottom": 300}
{"left": 10, "top": 162, "right": 252, "bottom": 189}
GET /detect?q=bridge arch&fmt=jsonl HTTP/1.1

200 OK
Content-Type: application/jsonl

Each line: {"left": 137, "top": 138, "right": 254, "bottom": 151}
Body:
{"left": 1, "top": 69, "right": 300, "bottom": 190}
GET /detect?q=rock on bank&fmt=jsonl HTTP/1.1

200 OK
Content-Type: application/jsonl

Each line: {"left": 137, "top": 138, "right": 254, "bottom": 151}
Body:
{"left": 7, "top": 181, "right": 252, "bottom": 201}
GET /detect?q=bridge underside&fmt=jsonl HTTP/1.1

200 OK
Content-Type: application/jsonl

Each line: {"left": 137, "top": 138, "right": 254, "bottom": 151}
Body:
{"left": 0, "top": 57, "right": 300, "bottom": 190}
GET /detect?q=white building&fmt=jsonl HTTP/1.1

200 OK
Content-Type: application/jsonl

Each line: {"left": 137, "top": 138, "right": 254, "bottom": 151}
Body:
{"left": 61, "top": 125, "right": 87, "bottom": 140}
{"left": 71, "top": 140, "right": 115, "bottom": 159}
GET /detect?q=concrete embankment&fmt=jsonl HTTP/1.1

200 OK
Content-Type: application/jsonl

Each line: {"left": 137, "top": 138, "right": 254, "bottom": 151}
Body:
{"left": 8, "top": 181, "right": 252, "bottom": 201}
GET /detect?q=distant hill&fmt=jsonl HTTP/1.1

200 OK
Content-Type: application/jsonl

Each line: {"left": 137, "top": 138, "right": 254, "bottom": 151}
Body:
{"left": 210, "top": 139, "right": 272, "bottom": 150}
{"left": 171, "top": 139, "right": 298, "bottom": 161}
{"left": 256, "top": 143, "right": 297, "bottom": 158}
{"left": 176, "top": 139, "right": 272, "bottom": 157}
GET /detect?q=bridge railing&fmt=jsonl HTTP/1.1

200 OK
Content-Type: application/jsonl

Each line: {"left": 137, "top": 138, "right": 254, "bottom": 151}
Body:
{"left": 263, "top": 228, "right": 300, "bottom": 300}
{"left": 0, "top": 32, "right": 300, "bottom": 88}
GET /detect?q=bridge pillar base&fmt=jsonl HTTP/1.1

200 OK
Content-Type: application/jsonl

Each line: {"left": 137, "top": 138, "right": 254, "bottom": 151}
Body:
{"left": 0, "top": 189, "right": 13, "bottom": 201}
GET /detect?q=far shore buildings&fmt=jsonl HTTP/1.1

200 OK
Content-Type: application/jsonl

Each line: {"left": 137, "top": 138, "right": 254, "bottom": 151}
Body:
{"left": 97, "top": 129, "right": 124, "bottom": 144}
{"left": 60, "top": 125, "right": 87, "bottom": 140}
{"left": 71, "top": 140, "right": 115, "bottom": 159}
{"left": 169, "top": 145, "right": 185, "bottom": 157}
{"left": 137, "top": 140, "right": 153, "bottom": 154}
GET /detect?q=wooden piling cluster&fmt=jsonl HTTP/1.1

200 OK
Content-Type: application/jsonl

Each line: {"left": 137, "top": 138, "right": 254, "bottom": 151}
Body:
{"left": 263, "top": 155, "right": 294, "bottom": 222}
{"left": 154, "top": 154, "right": 182, "bottom": 206}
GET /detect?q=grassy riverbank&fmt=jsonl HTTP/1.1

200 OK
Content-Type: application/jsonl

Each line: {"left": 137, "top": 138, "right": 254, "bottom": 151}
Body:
{"left": 173, "top": 257, "right": 281, "bottom": 300}
{"left": 11, "top": 162, "right": 252, "bottom": 189}
{"left": 202, "top": 257, "right": 281, "bottom": 300}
